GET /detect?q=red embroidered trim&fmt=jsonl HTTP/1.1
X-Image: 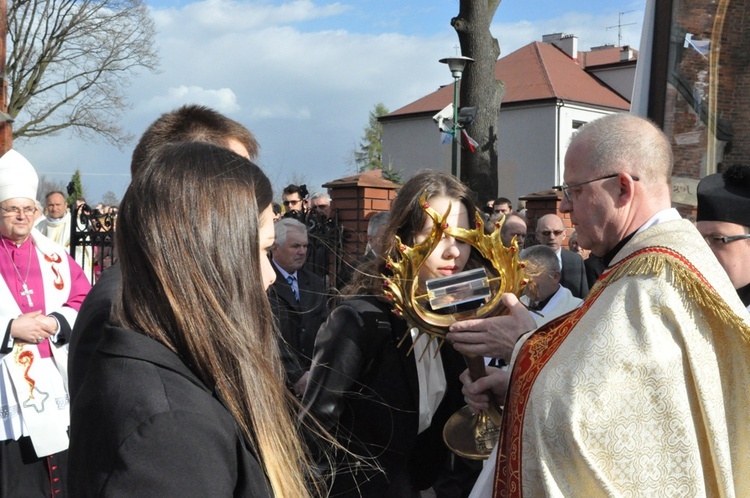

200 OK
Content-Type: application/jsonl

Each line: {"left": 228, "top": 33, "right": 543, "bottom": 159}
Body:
{"left": 17, "top": 350, "right": 36, "bottom": 398}
{"left": 44, "top": 253, "right": 65, "bottom": 290}
{"left": 494, "top": 287, "right": 603, "bottom": 497}
{"left": 493, "top": 245, "right": 713, "bottom": 497}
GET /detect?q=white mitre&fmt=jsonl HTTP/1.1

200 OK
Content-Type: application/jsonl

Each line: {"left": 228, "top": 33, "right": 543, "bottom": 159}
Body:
{"left": 0, "top": 149, "right": 38, "bottom": 203}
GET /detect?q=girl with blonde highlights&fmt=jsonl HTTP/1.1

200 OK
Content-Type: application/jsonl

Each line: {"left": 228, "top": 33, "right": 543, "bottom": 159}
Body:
{"left": 69, "top": 142, "right": 315, "bottom": 497}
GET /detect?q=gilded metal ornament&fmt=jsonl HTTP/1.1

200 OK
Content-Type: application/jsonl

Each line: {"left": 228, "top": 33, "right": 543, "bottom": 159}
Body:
{"left": 382, "top": 193, "right": 528, "bottom": 351}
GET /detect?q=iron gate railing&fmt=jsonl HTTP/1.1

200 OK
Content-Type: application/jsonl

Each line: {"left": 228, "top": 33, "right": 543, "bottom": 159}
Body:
{"left": 68, "top": 201, "right": 117, "bottom": 285}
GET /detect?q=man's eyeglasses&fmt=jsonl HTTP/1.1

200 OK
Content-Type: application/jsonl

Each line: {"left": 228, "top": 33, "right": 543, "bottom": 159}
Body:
{"left": 1, "top": 206, "right": 37, "bottom": 217}
{"left": 283, "top": 199, "right": 302, "bottom": 207}
{"left": 554, "top": 173, "right": 639, "bottom": 203}
{"left": 539, "top": 229, "right": 565, "bottom": 237}
{"left": 703, "top": 234, "right": 750, "bottom": 246}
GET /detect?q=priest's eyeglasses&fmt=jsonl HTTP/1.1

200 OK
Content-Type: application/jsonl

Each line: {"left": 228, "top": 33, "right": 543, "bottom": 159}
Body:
{"left": 0, "top": 206, "right": 37, "bottom": 217}
{"left": 554, "top": 173, "right": 639, "bottom": 203}
{"left": 703, "top": 234, "right": 750, "bottom": 246}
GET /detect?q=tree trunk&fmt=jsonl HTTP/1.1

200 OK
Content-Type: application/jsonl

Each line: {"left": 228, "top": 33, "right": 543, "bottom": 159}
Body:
{"left": 452, "top": 0, "right": 503, "bottom": 204}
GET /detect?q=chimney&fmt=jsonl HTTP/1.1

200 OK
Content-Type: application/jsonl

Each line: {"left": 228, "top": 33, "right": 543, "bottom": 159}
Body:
{"left": 620, "top": 45, "right": 633, "bottom": 62}
{"left": 542, "top": 33, "right": 578, "bottom": 59}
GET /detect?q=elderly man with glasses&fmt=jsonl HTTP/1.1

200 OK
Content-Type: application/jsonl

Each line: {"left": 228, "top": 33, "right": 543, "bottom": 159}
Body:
{"left": 448, "top": 113, "right": 750, "bottom": 497}
{"left": 534, "top": 213, "right": 588, "bottom": 298}
{"left": 696, "top": 164, "right": 750, "bottom": 311}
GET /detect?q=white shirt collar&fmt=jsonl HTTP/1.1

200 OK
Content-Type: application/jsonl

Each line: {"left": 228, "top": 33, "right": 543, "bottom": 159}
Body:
{"left": 635, "top": 208, "right": 682, "bottom": 236}
{"left": 272, "top": 259, "right": 297, "bottom": 281}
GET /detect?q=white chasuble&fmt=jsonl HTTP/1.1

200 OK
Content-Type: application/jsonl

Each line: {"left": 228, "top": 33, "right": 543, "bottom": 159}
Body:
{"left": 494, "top": 219, "right": 750, "bottom": 497}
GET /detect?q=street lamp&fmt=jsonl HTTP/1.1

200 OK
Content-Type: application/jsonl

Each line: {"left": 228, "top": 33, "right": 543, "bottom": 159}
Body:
{"left": 439, "top": 55, "right": 474, "bottom": 177}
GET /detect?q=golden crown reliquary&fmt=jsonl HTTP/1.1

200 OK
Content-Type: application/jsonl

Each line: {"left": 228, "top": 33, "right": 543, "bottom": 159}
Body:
{"left": 381, "top": 194, "right": 528, "bottom": 459}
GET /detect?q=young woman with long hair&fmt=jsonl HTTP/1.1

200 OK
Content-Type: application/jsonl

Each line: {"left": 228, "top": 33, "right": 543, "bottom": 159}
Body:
{"left": 68, "top": 142, "right": 315, "bottom": 497}
{"left": 301, "top": 170, "right": 479, "bottom": 497}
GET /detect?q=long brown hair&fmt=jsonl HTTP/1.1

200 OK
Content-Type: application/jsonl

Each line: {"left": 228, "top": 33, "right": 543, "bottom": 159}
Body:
{"left": 114, "top": 142, "right": 312, "bottom": 497}
{"left": 346, "top": 169, "right": 481, "bottom": 296}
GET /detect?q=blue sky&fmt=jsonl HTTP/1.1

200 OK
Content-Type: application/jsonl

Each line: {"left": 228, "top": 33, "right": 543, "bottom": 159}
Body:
{"left": 16, "top": 0, "right": 646, "bottom": 204}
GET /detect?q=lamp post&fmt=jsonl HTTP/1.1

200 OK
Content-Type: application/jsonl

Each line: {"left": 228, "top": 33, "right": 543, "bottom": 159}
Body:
{"left": 439, "top": 55, "right": 474, "bottom": 177}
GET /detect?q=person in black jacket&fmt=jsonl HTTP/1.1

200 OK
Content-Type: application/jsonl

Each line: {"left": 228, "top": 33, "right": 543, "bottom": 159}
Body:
{"left": 301, "top": 170, "right": 482, "bottom": 497}
{"left": 68, "top": 143, "right": 316, "bottom": 497}
{"left": 68, "top": 104, "right": 261, "bottom": 406}
{"left": 268, "top": 218, "right": 328, "bottom": 395}
{"left": 535, "top": 214, "right": 589, "bottom": 298}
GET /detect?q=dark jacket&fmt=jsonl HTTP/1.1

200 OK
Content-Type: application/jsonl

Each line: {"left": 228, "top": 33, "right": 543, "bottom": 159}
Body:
{"left": 68, "top": 324, "right": 272, "bottom": 497}
{"left": 560, "top": 248, "right": 589, "bottom": 299}
{"left": 68, "top": 263, "right": 121, "bottom": 405}
{"left": 268, "top": 265, "right": 328, "bottom": 386}
{"left": 301, "top": 297, "right": 465, "bottom": 497}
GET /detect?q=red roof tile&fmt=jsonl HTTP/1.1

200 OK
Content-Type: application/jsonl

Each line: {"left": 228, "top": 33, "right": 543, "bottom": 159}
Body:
{"left": 385, "top": 41, "right": 630, "bottom": 119}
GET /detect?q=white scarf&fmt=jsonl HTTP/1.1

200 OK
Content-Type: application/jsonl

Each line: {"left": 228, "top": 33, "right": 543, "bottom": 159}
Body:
{"left": 0, "top": 229, "right": 74, "bottom": 456}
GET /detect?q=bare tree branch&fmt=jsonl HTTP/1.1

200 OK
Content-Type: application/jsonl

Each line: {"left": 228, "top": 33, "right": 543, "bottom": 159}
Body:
{"left": 7, "top": 0, "right": 159, "bottom": 147}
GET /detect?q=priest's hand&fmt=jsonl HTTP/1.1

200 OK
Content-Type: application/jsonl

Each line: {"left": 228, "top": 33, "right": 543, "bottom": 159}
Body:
{"left": 447, "top": 293, "right": 536, "bottom": 361}
{"left": 10, "top": 311, "right": 56, "bottom": 344}
{"left": 460, "top": 367, "right": 509, "bottom": 413}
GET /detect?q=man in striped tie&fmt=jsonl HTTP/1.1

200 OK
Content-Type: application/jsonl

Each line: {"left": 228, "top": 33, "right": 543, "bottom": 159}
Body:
{"left": 268, "top": 218, "right": 328, "bottom": 396}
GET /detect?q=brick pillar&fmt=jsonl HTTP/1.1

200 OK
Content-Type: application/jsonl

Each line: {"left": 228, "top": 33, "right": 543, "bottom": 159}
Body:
{"left": 324, "top": 169, "right": 398, "bottom": 268}
{"left": 0, "top": 0, "right": 11, "bottom": 155}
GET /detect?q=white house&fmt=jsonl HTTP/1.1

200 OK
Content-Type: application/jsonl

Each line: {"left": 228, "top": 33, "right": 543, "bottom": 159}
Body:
{"left": 380, "top": 34, "right": 636, "bottom": 204}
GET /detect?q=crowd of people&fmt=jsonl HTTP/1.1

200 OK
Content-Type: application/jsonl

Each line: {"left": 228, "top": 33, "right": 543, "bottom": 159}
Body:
{"left": 0, "top": 106, "right": 748, "bottom": 498}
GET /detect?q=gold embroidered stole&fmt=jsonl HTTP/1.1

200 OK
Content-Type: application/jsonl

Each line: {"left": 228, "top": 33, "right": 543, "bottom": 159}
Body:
{"left": 493, "top": 245, "right": 750, "bottom": 497}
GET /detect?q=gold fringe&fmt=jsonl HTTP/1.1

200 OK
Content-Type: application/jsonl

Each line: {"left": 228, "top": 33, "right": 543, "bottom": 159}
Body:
{"left": 592, "top": 250, "right": 750, "bottom": 344}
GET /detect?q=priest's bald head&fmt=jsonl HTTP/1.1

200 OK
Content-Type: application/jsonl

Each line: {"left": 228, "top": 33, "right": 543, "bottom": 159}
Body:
{"left": 558, "top": 113, "right": 673, "bottom": 257}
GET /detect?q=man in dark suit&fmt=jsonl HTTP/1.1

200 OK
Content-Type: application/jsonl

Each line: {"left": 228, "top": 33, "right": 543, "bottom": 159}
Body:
{"left": 268, "top": 218, "right": 328, "bottom": 395}
{"left": 536, "top": 213, "right": 589, "bottom": 298}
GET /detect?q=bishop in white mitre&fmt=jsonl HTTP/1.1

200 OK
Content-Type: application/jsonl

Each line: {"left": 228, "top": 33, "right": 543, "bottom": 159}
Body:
{"left": 0, "top": 150, "right": 91, "bottom": 497}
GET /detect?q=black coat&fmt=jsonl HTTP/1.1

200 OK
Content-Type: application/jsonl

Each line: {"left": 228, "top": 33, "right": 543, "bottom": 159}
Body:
{"left": 68, "top": 324, "right": 272, "bottom": 497}
{"left": 268, "top": 265, "right": 328, "bottom": 386}
{"left": 560, "top": 248, "right": 589, "bottom": 299}
{"left": 68, "top": 263, "right": 121, "bottom": 405}
{"left": 301, "top": 297, "right": 465, "bottom": 497}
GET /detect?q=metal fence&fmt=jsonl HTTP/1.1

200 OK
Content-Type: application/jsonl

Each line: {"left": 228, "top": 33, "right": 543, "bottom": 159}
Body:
{"left": 69, "top": 203, "right": 117, "bottom": 284}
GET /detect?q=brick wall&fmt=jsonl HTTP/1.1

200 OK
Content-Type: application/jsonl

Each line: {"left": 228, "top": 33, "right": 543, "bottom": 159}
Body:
{"left": 0, "top": 2, "right": 11, "bottom": 156}
{"left": 325, "top": 170, "right": 398, "bottom": 266}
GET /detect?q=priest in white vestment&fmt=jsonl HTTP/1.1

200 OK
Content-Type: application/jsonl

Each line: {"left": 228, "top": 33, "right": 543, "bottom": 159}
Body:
{"left": 36, "top": 191, "right": 93, "bottom": 283}
{"left": 0, "top": 150, "right": 91, "bottom": 497}
{"left": 450, "top": 114, "right": 750, "bottom": 497}
{"left": 470, "top": 244, "right": 583, "bottom": 497}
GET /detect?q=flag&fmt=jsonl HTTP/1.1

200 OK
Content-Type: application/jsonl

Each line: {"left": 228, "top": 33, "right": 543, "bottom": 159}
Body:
{"left": 462, "top": 130, "right": 478, "bottom": 152}
{"left": 441, "top": 132, "right": 452, "bottom": 144}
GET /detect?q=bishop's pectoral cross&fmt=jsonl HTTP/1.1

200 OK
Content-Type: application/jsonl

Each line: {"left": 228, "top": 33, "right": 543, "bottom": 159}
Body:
{"left": 20, "top": 283, "right": 34, "bottom": 307}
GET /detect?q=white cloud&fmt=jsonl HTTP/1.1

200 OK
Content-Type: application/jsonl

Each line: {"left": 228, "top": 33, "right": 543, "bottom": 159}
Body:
{"left": 17, "top": 0, "right": 647, "bottom": 204}
{"left": 137, "top": 86, "right": 240, "bottom": 114}
{"left": 493, "top": 11, "right": 645, "bottom": 56}
{"left": 151, "top": 0, "right": 350, "bottom": 32}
